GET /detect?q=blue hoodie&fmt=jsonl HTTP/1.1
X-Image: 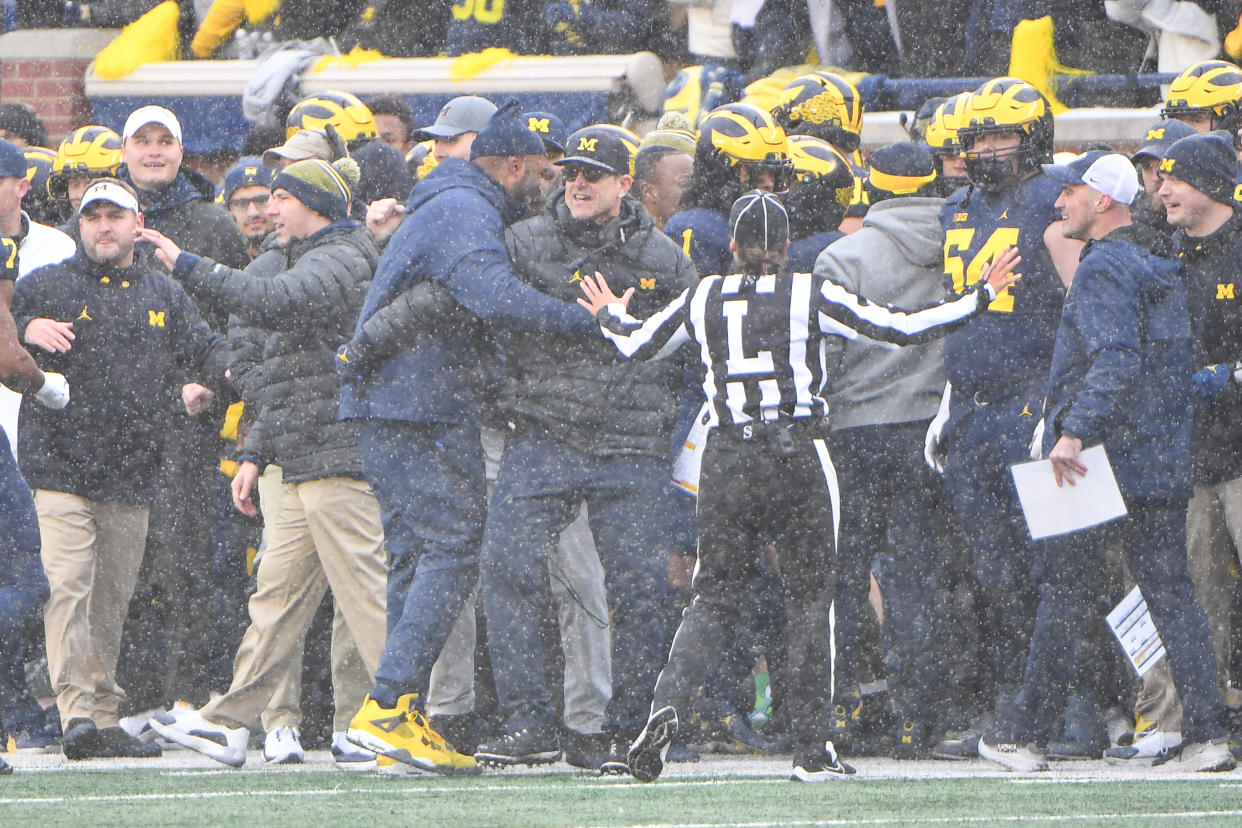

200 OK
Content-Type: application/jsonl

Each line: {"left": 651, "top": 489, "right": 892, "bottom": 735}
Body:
{"left": 340, "top": 157, "right": 595, "bottom": 425}
{"left": 1043, "top": 224, "right": 1193, "bottom": 501}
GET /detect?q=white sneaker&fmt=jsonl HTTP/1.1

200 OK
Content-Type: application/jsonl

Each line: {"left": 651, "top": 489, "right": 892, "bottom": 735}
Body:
{"left": 263, "top": 726, "right": 305, "bottom": 765}
{"left": 149, "top": 707, "right": 249, "bottom": 767}
{"left": 331, "top": 730, "right": 377, "bottom": 771}
{"left": 1104, "top": 729, "right": 1182, "bottom": 764}
{"left": 1153, "top": 737, "right": 1237, "bottom": 772}
{"left": 978, "top": 734, "right": 1048, "bottom": 772}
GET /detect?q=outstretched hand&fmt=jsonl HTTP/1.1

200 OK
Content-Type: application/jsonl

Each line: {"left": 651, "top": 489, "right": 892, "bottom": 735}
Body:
{"left": 135, "top": 227, "right": 183, "bottom": 270}
{"left": 576, "top": 272, "right": 634, "bottom": 316}
{"left": 981, "top": 245, "right": 1022, "bottom": 297}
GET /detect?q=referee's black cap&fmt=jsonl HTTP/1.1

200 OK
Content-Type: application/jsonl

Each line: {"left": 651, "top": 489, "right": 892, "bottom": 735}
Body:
{"left": 729, "top": 190, "right": 789, "bottom": 251}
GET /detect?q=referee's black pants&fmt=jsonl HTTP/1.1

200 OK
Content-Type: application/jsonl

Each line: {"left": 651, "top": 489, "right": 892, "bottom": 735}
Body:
{"left": 649, "top": 424, "right": 839, "bottom": 753}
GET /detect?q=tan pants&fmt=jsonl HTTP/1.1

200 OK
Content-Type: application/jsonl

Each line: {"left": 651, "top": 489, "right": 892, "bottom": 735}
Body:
{"left": 201, "top": 476, "right": 387, "bottom": 732}
{"left": 1134, "top": 476, "right": 1242, "bottom": 732}
{"left": 37, "top": 490, "right": 149, "bottom": 729}
{"left": 254, "top": 466, "right": 369, "bottom": 733}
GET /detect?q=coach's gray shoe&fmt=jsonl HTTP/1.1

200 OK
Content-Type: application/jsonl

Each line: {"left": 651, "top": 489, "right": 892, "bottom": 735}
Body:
{"left": 150, "top": 707, "right": 248, "bottom": 767}
{"left": 331, "top": 731, "right": 377, "bottom": 771}
{"left": 628, "top": 707, "right": 678, "bottom": 782}
{"left": 1153, "top": 737, "right": 1237, "bottom": 772}
{"left": 978, "top": 733, "right": 1048, "bottom": 772}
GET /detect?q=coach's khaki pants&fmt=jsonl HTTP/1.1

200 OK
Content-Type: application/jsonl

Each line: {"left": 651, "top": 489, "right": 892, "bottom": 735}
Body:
{"left": 201, "top": 476, "right": 386, "bottom": 732}
{"left": 1133, "top": 476, "right": 1242, "bottom": 732}
{"left": 37, "top": 490, "right": 149, "bottom": 729}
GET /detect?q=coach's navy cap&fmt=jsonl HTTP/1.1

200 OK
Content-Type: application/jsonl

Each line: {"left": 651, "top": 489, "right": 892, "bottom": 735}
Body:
{"left": 729, "top": 190, "right": 789, "bottom": 250}
{"left": 556, "top": 126, "right": 637, "bottom": 176}
{"left": 1131, "top": 119, "right": 1196, "bottom": 163}
{"left": 1160, "top": 131, "right": 1239, "bottom": 205}
{"left": 0, "top": 138, "right": 26, "bottom": 179}
{"left": 523, "top": 111, "right": 568, "bottom": 154}
{"left": 222, "top": 156, "right": 272, "bottom": 202}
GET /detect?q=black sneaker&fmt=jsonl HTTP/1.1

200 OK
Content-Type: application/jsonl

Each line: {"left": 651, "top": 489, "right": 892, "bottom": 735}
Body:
{"left": 62, "top": 718, "right": 101, "bottom": 761}
{"left": 0, "top": 753, "right": 11, "bottom": 775}
{"left": 932, "top": 714, "right": 990, "bottom": 760}
{"left": 628, "top": 706, "right": 678, "bottom": 783}
{"left": 562, "top": 729, "right": 608, "bottom": 770}
{"left": 429, "top": 712, "right": 484, "bottom": 756}
{"left": 95, "top": 726, "right": 162, "bottom": 758}
{"left": 599, "top": 735, "right": 630, "bottom": 776}
{"left": 474, "top": 722, "right": 560, "bottom": 766}
{"left": 791, "top": 741, "right": 857, "bottom": 781}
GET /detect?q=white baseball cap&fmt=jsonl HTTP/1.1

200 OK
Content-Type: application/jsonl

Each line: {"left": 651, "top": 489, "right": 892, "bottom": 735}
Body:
{"left": 1080, "top": 154, "right": 1140, "bottom": 205}
{"left": 123, "top": 105, "right": 183, "bottom": 144}
{"left": 79, "top": 179, "right": 140, "bottom": 213}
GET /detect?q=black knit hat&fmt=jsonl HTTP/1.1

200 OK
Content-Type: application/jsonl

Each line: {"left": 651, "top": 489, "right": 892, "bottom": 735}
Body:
{"left": 1160, "top": 131, "right": 1239, "bottom": 204}
{"left": 470, "top": 99, "right": 546, "bottom": 159}
{"left": 729, "top": 190, "right": 789, "bottom": 250}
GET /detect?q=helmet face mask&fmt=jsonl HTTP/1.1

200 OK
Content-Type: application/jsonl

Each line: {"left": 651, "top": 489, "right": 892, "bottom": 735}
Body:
{"left": 957, "top": 78, "right": 1052, "bottom": 190}
{"left": 924, "top": 92, "right": 972, "bottom": 192}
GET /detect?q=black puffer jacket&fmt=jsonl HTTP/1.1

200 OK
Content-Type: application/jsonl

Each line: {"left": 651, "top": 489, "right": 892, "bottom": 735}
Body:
{"left": 502, "top": 193, "right": 696, "bottom": 458}
{"left": 170, "top": 220, "right": 379, "bottom": 483}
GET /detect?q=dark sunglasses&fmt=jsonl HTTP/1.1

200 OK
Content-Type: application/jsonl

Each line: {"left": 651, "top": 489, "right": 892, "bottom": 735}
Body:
{"left": 561, "top": 164, "right": 610, "bottom": 183}
{"left": 229, "top": 193, "right": 270, "bottom": 210}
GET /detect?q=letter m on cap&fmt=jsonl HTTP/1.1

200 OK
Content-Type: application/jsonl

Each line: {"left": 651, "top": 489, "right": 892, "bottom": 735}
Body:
{"left": 149, "top": 310, "right": 166, "bottom": 327}
{"left": 1159, "top": 157, "right": 1175, "bottom": 173}
{"left": 528, "top": 117, "right": 549, "bottom": 133}
{"left": 1218, "top": 284, "right": 1235, "bottom": 300}
{"left": 577, "top": 137, "right": 598, "bottom": 152}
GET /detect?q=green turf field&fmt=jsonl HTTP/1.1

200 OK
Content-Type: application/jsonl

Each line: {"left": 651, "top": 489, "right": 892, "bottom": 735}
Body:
{"left": 4, "top": 756, "right": 1242, "bottom": 827}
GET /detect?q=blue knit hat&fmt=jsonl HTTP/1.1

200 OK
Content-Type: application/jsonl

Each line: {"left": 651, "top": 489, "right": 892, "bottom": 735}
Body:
{"left": 0, "top": 138, "right": 27, "bottom": 179}
{"left": 470, "top": 99, "right": 546, "bottom": 159}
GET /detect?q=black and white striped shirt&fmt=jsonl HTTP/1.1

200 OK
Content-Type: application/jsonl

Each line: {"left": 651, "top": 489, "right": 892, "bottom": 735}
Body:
{"left": 599, "top": 272, "right": 988, "bottom": 427}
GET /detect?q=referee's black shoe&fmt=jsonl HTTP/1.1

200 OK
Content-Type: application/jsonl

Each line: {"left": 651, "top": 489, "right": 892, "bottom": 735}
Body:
{"left": 474, "top": 722, "right": 560, "bottom": 766}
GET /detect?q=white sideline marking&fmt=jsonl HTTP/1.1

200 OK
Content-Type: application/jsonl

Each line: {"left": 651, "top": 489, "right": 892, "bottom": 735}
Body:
{"left": 0, "top": 790, "right": 381, "bottom": 805}
{"left": 600, "top": 812, "right": 1242, "bottom": 828}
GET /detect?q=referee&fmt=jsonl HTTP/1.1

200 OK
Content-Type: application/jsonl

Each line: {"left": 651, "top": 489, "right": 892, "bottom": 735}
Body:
{"left": 577, "top": 190, "right": 1021, "bottom": 782}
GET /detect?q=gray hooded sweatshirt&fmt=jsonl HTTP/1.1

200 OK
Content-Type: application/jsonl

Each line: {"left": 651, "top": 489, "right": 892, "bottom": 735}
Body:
{"left": 815, "top": 196, "right": 948, "bottom": 430}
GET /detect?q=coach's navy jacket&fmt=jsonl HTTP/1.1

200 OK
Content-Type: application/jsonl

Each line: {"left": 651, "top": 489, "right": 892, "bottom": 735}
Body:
{"left": 340, "top": 157, "right": 594, "bottom": 426}
{"left": 1043, "top": 224, "right": 1193, "bottom": 501}
{"left": 13, "top": 249, "right": 227, "bottom": 504}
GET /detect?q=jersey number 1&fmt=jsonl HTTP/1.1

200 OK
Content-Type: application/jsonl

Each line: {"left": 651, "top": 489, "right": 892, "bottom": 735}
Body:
{"left": 944, "top": 227, "right": 1019, "bottom": 313}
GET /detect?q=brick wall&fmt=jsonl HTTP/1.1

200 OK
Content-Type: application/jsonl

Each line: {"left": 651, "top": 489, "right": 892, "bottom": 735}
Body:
{"left": 0, "top": 29, "right": 118, "bottom": 146}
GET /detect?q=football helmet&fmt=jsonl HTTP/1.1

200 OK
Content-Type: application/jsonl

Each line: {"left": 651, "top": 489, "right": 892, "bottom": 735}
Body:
{"left": 1161, "top": 60, "right": 1242, "bottom": 137}
{"left": 286, "top": 91, "right": 378, "bottom": 146}
{"left": 924, "top": 92, "right": 973, "bottom": 192}
{"left": 771, "top": 71, "right": 864, "bottom": 152}
{"left": 696, "top": 103, "right": 793, "bottom": 193}
{"left": 48, "top": 125, "right": 123, "bottom": 199}
{"left": 784, "top": 134, "right": 854, "bottom": 236}
{"left": 957, "top": 78, "right": 1053, "bottom": 189}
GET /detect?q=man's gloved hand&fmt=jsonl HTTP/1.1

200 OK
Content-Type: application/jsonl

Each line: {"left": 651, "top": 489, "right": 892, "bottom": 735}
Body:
{"left": 34, "top": 371, "right": 69, "bottom": 409}
{"left": 335, "top": 338, "right": 371, "bottom": 383}
{"left": 1191, "top": 362, "right": 1241, "bottom": 402}
{"left": 544, "top": 1, "right": 583, "bottom": 51}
